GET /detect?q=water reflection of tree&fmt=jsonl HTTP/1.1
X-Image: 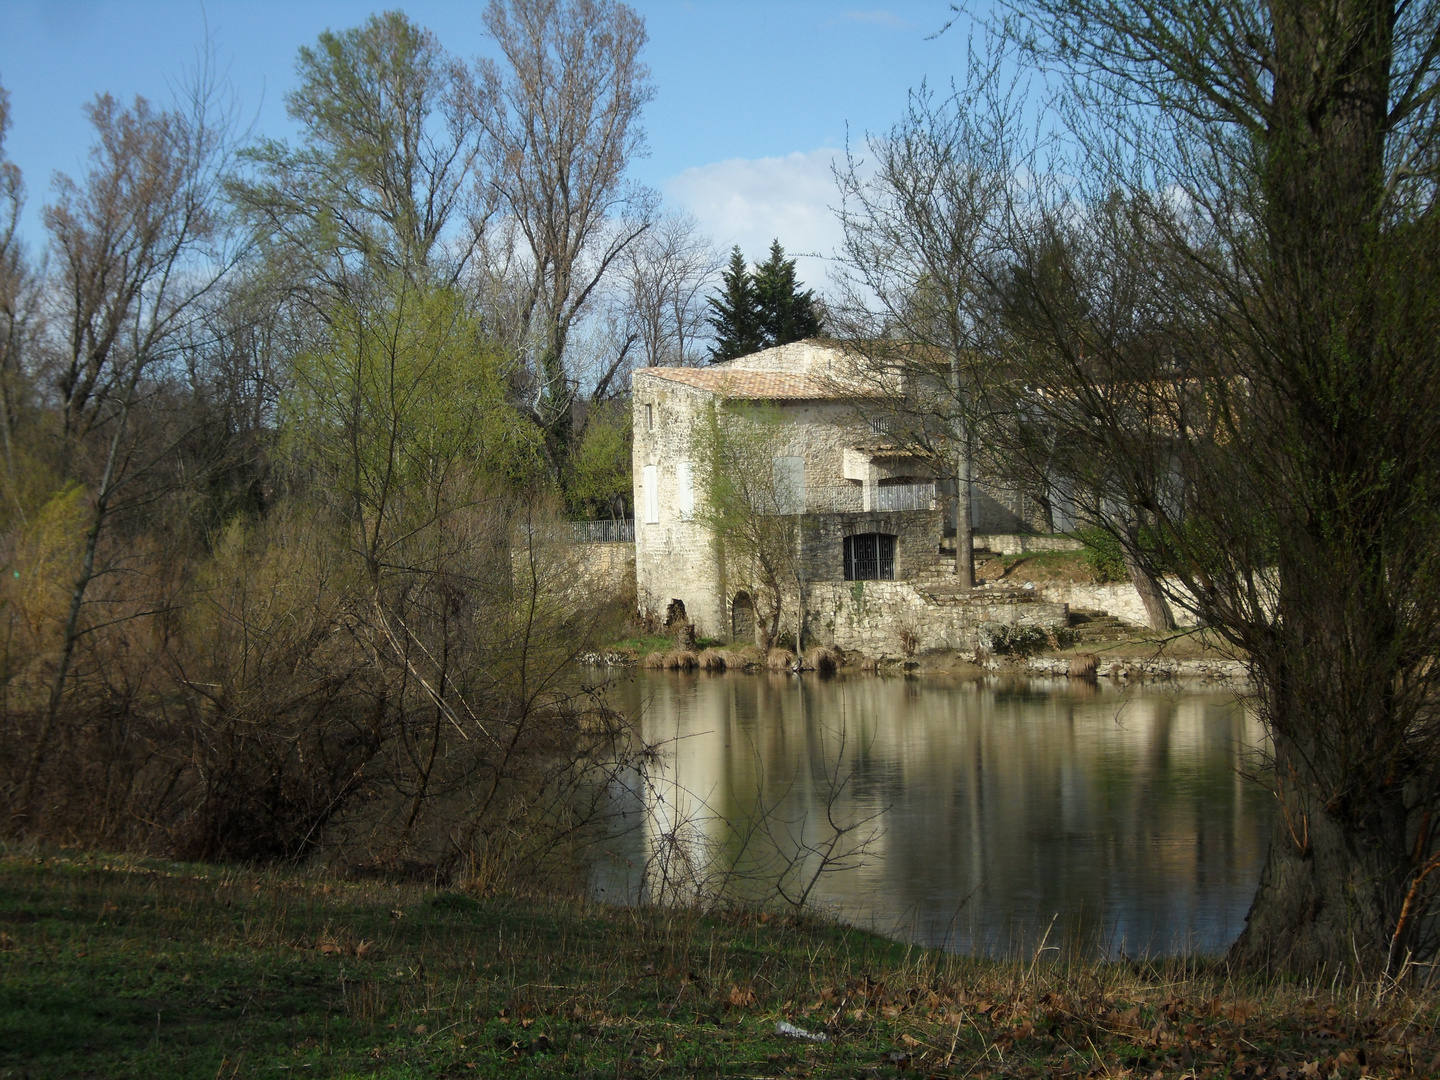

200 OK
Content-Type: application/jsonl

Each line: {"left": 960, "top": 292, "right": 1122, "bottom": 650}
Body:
{"left": 611, "top": 674, "right": 1267, "bottom": 957}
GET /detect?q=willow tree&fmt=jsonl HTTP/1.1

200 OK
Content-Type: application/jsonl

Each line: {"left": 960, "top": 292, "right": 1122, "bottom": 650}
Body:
{"left": 233, "top": 11, "right": 484, "bottom": 290}
{"left": 992, "top": 0, "right": 1440, "bottom": 975}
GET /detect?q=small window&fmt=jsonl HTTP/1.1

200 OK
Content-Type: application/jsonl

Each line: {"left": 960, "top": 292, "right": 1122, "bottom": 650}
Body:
{"left": 642, "top": 464, "right": 659, "bottom": 524}
{"left": 645, "top": 403, "right": 654, "bottom": 430}
{"left": 677, "top": 460, "right": 694, "bottom": 519}
{"left": 844, "top": 533, "right": 895, "bottom": 581}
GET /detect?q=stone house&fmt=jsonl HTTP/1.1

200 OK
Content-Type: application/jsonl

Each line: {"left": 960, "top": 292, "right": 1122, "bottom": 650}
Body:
{"left": 631, "top": 341, "right": 1068, "bottom": 657}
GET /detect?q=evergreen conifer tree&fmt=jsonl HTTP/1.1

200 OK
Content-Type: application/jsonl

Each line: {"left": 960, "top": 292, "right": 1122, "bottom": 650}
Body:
{"left": 708, "top": 240, "right": 823, "bottom": 362}
{"left": 753, "top": 239, "right": 822, "bottom": 347}
{"left": 707, "top": 246, "right": 763, "bottom": 361}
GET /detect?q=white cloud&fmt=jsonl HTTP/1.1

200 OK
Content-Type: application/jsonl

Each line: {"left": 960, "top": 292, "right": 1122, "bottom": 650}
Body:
{"left": 664, "top": 149, "right": 847, "bottom": 293}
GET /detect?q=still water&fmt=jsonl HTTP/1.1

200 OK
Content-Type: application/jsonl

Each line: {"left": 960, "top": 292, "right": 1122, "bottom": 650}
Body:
{"left": 592, "top": 672, "right": 1271, "bottom": 958}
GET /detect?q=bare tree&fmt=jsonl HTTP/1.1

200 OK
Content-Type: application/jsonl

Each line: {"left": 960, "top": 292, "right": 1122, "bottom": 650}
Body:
{"left": 475, "top": 0, "right": 656, "bottom": 469}
{"left": 14, "top": 72, "right": 240, "bottom": 825}
{"left": 833, "top": 70, "right": 1021, "bottom": 591}
{"left": 0, "top": 82, "right": 39, "bottom": 487}
{"left": 620, "top": 212, "right": 721, "bottom": 369}
{"left": 990, "top": 0, "right": 1440, "bottom": 975}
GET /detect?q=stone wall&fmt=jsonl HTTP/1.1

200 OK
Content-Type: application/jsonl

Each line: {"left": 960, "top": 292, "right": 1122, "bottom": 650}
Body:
{"left": 632, "top": 366, "right": 905, "bottom": 638}
{"left": 631, "top": 373, "right": 727, "bottom": 634}
{"left": 973, "top": 533, "right": 1085, "bottom": 556}
{"left": 1038, "top": 580, "right": 1199, "bottom": 628}
{"left": 573, "top": 541, "right": 635, "bottom": 595}
{"left": 804, "top": 580, "right": 1068, "bottom": 657}
{"left": 799, "top": 509, "right": 943, "bottom": 582}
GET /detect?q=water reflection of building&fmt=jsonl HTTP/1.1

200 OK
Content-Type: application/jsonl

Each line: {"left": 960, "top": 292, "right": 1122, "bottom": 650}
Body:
{"left": 605, "top": 673, "right": 1268, "bottom": 957}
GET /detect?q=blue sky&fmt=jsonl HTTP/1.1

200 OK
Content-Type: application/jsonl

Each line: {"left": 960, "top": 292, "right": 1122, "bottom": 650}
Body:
{"left": 0, "top": 1, "right": 979, "bottom": 290}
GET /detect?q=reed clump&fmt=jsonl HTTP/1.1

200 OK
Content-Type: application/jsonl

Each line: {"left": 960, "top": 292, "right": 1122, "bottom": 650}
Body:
{"left": 697, "top": 648, "right": 729, "bottom": 671}
{"left": 730, "top": 645, "right": 763, "bottom": 670}
{"left": 804, "top": 646, "right": 840, "bottom": 675}
{"left": 766, "top": 647, "right": 797, "bottom": 671}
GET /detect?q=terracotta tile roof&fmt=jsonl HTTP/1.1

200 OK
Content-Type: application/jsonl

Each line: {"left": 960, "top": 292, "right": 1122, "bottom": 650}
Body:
{"left": 635, "top": 366, "right": 880, "bottom": 400}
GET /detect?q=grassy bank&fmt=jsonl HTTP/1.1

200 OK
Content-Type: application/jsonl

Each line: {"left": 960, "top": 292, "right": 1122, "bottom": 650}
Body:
{"left": 1, "top": 853, "right": 1436, "bottom": 1078}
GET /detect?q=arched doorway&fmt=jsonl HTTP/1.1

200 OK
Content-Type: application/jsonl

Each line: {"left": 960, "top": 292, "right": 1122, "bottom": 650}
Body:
{"left": 731, "top": 592, "right": 756, "bottom": 643}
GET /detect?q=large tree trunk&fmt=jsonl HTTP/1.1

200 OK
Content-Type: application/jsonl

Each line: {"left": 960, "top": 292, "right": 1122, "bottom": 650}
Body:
{"left": 1120, "top": 518, "right": 1174, "bottom": 632}
{"left": 1229, "top": 720, "right": 1409, "bottom": 976}
{"left": 1228, "top": 0, "right": 1410, "bottom": 976}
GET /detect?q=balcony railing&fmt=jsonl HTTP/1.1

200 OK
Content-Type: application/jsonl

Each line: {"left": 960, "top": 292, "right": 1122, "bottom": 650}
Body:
{"left": 870, "top": 482, "right": 936, "bottom": 512}
{"left": 571, "top": 519, "right": 635, "bottom": 543}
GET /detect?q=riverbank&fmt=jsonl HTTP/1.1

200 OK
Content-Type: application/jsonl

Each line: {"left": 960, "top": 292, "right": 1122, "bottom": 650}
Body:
{"left": 3, "top": 852, "right": 1435, "bottom": 1078}
{"left": 588, "top": 627, "right": 1249, "bottom": 686}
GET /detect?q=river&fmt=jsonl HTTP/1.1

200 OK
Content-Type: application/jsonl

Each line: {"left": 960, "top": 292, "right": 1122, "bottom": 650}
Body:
{"left": 591, "top": 671, "right": 1271, "bottom": 959}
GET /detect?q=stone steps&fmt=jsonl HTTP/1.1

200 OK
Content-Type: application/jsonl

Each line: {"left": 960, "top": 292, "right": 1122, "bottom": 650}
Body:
{"left": 1067, "top": 607, "right": 1132, "bottom": 641}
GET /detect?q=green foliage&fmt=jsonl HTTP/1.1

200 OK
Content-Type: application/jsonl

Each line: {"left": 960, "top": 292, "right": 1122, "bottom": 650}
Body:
{"left": 753, "top": 239, "right": 823, "bottom": 346}
{"left": 233, "top": 11, "right": 477, "bottom": 277}
{"left": 707, "top": 240, "right": 822, "bottom": 362}
{"left": 283, "top": 279, "right": 542, "bottom": 539}
{"left": 690, "top": 401, "right": 802, "bottom": 645}
{"left": 1077, "top": 528, "right": 1128, "bottom": 584}
{"left": 568, "top": 403, "right": 632, "bottom": 518}
{"left": 706, "top": 246, "right": 763, "bottom": 361}
{"left": 985, "top": 623, "right": 1061, "bottom": 656}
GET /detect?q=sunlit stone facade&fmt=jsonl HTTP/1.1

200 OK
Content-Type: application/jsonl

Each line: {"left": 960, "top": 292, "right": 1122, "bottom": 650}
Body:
{"left": 631, "top": 341, "right": 1068, "bottom": 656}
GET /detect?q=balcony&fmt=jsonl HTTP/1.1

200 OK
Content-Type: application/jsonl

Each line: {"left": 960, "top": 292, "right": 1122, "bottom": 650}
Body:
{"left": 572, "top": 519, "right": 636, "bottom": 543}
{"left": 868, "top": 482, "right": 937, "bottom": 512}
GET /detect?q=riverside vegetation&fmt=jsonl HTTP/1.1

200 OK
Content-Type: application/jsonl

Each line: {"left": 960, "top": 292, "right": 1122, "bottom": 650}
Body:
{"left": 3, "top": 850, "right": 1440, "bottom": 1079}
{"left": 3, "top": 3, "right": 1440, "bottom": 1073}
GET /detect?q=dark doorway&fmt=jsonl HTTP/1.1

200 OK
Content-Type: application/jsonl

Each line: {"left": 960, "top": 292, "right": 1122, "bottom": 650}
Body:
{"left": 664, "top": 599, "right": 687, "bottom": 626}
{"left": 731, "top": 593, "right": 756, "bottom": 642}
{"left": 843, "top": 533, "right": 896, "bottom": 581}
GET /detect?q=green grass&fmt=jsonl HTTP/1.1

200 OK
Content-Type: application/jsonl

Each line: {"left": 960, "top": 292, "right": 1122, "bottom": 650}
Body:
{"left": 2, "top": 851, "right": 1438, "bottom": 1078}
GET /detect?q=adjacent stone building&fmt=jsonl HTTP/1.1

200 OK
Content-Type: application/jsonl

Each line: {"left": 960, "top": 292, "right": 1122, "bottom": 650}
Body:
{"left": 631, "top": 341, "right": 1068, "bottom": 657}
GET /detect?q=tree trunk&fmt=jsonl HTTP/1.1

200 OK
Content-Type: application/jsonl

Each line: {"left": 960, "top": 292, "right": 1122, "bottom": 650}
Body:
{"left": 953, "top": 439, "right": 974, "bottom": 589}
{"left": 1229, "top": 724, "right": 1409, "bottom": 977}
{"left": 1120, "top": 520, "right": 1175, "bottom": 632}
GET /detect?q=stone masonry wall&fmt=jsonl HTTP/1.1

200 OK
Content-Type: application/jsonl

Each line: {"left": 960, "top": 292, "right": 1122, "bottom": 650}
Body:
{"left": 572, "top": 541, "right": 635, "bottom": 596}
{"left": 799, "top": 509, "right": 943, "bottom": 582}
{"left": 804, "top": 581, "right": 1069, "bottom": 657}
{"left": 632, "top": 367, "right": 899, "bottom": 638}
{"left": 631, "top": 372, "right": 725, "bottom": 635}
{"left": 1038, "top": 579, "right": 1199, "bottom": 628}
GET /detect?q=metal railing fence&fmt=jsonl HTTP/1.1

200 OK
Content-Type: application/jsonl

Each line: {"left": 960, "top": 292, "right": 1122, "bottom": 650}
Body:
{"left": 870, "top": 482, "right": 936, "bottom": 512}
{"left": 570, "top": 519, "right": 635, "bottom": 543}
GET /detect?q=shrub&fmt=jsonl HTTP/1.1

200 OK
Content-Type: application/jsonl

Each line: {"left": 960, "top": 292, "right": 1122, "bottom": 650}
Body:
{"left": 1077, "top": 528, "right": 1128, "bottom": 583}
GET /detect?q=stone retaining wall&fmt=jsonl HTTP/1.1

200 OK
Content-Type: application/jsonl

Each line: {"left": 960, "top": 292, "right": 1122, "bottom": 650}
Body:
{"left": 1019, "top": 654, "right": 1248, "bottom": 684}
{"left": 805, "top": 580, "right": 1068, "bottom": 657}
{"left": 1038, "top": 580, "right": 1200, "bottom": 628}
{"left": 974, "top": 533, "right": 1085, "bottom": 556}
